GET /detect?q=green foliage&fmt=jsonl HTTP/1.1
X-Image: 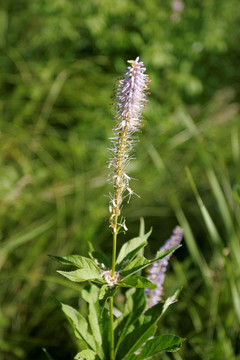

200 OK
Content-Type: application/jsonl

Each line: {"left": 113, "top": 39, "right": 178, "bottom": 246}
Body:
{"left": 120, "top": 247, "right": 180, "bottom": 278}
{"left": 52, "top": 230, "right": 182, "bottom": 359}
{"left": 59, "top": 302, "right": 96, "bottom": 351}
{"left": 126, "top": 335, "right": 184, "bottom": 360}
{"left": 115, "top": 228, "right": 151, "bottom": 269}
{"left": 116, "top": 289, "right": 181, "bottom": 359}
{"left": 118, "top": 276, "right": 157, "bottom": 289}
{"left": 75, "top": 349, "right": 100, "bottom": 360}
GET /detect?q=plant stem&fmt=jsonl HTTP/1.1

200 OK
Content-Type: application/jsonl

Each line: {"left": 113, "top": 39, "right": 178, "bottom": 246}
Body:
{"left": 112, "top": 227, "right": 118, "bottom": 273}
{"left": 109, "top": 296, "right": 115, "bottom": 360}
{"left": 110, "top": 216, "right": 118, "bottom": 360}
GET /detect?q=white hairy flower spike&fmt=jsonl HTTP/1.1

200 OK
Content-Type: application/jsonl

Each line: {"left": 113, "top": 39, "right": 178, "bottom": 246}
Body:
{"left": 108, "top": 57, "right": 150, "bottom": 233}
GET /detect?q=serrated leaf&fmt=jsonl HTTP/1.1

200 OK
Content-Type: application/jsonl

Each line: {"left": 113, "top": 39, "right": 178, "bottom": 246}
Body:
{"left": 59, "top": 302, "right": 96, "bottom": 351}
{"left": 119, "top": 276, "right": 157, "bottom": 289}
{"left": 49, "top": 255, "right": 100, "bottom": 272}
{"left": 81, "top": 284, "right": 109, "bottom": 359}
{"left": 121, "top": 246, "right": 181, "bottom": 278}
{"left": 117, "top": 289, "right": 181, "bottom": 360}
{"left": 127, "top": 335, "right": 184, "bottom": 360}
{"left": 116, "top": 229, "right": 152, "bottom": 270}
{"left": 74, "top": 349, "right": 100, "bottom": 360}
{"left": 57, "top": 268, "right": 104, "bottom": 283}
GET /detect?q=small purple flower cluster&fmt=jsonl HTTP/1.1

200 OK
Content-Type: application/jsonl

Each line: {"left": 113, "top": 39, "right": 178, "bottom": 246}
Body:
{"left": 146, "top": 226, "right": 183, "bottom": 308}
{"left": 114, "top": 57, "right": 149, "bottom": 132}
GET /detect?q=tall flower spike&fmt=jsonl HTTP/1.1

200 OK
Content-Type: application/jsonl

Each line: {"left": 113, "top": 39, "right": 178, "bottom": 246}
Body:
{"left": 145, "top": 226, "right": 183, "bottom": 308}
{"left": 108, "top": 57, "right": 150, "bottom": 233}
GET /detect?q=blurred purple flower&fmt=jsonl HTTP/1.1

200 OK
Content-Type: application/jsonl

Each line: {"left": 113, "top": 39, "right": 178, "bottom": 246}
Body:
{"left": 171, "top": 0, "right": 185, "bottom": 23}
{"left": 145, "top": 226, "right": 183, "bottom": 308}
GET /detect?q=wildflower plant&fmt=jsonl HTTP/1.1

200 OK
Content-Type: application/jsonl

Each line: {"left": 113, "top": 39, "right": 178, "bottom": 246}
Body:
{"left": 50, "top": 58, "right": 184, "bottom": 360}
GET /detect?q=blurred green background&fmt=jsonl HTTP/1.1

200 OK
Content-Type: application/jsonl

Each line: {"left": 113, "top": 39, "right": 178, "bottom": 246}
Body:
{"left": 0, "top": 0, "right": 240, "bottom": 359}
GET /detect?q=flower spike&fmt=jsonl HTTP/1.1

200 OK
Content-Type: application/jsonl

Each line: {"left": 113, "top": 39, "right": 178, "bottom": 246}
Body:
{"left": 146, "top": 226, "right": 183, "bottom": 308}
{"left": 108, "top": 57, "right": 150, "bottom": 233}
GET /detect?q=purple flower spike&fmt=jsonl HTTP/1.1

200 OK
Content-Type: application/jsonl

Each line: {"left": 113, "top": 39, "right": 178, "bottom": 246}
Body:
{"left": 114, "top": 57, "right": 149, "bottom": 132}
{"left": 146, "top": 226, "right": 183, "bottom": 308}
{"left": 108, "top": 57, "right": 150, "bottom": 233}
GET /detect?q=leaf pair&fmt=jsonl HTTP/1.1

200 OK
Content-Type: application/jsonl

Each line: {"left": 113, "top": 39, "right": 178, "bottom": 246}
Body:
{"left": 50, "top": 230, "right": 181, "bottom": 317}
{"left": 96, "top": 230, "right": 180, "bottom": 314}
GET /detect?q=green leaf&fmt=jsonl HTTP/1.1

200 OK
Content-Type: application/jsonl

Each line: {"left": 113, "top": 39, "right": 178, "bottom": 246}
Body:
{"left": 49, "top": 255, "right": 100, "bottom": 272}
{"left": 52, "top": 255, "right": 105, "bottom": 284}
{"left": 57, "top": 268, "right": 104, "bottom": 283}
{"left": 117, "top": 289, "right": 181, "bottom": 360}
{"left": 98, "top": 285, "right": 118, "bottom": 316}
{"left": 114, "top": 289, "right": 147, "bottom": 356}
{"left": 116, "top": 229, "right": 152, "bottom": 270}
{"left": 120, "top": 246, "right": 181, "bottom": 278}
{"left": 119, "top": 276, "right": 157, "bottom": 289}
{"left": 127, "top": 335, "right": 184, "bottom": 360}
{"left": 117, "top": 303, "right": 162, "bottom": 359}
{"left": 74, "top": 349, "right": 100, "bottom": 360}
{"left": 82, "top": 284, "right": 109, "bottom": 359}
{"left": 58, "top": 302, "right": 96, "bottom": 351}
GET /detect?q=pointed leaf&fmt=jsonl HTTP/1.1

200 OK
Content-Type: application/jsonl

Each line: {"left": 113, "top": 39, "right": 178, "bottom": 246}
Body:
{"left": 74, "top": 349, "right": 100, "bottom": 360}
{"left": 57, "top": 269, "right": 104, "bottom": 283}
{"left": 117, "top": 289, "right": 181, "bottom": 359}
{"left": 82, "top": 284, "right": 109, "bottom": 358}
{"left": 98, "top": 285, "right": 118, "bottom": 315}
{"left": 116, "top": 229, "right": 152, "bottom": 269}
{"left": 114, "top": 289, "right": 147, "bottom": 356}
{"left": 121, "top": 246, "right": 181, "bottom": 278}
{"left": 49, "top": 255, "right": 100, "bottom": 272}
{"left": 59, "top": 302, "right": 95, "bottom": 351}
{"left": 119, "top": 276, "right": 157, "bottom": 289}
{"left": 128, "top": 335, "right": 184, "bottom": 360}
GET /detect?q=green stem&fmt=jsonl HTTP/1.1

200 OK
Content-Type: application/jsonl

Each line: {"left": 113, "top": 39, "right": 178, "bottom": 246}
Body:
{"left": 110, "top": 215, "right": 118, "bottom": 360}
{"left": 112, "top": 229, "right": 117, "bottom": 273}
{"left": 109, "top": 296, "right": 114, "bottom": 360}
